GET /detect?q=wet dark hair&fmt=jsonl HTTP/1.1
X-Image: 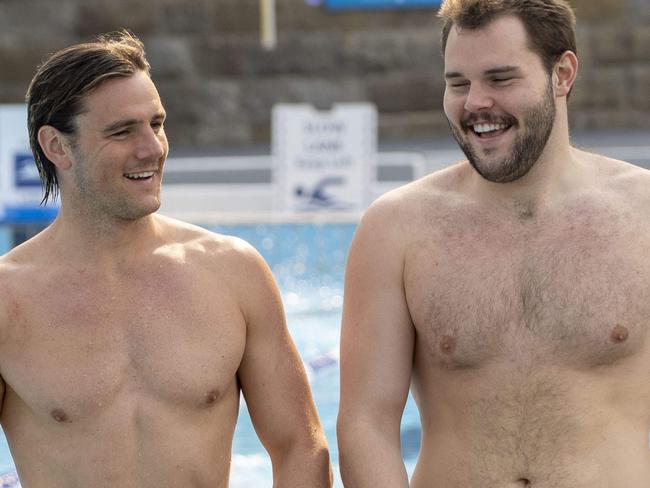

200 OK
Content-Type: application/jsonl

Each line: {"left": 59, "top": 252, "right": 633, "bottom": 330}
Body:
{"left": 438, "top": 0, "right": 577, "bottom": 74}
{"left": 26, "top": 30, "right": 150, "bottom": 203}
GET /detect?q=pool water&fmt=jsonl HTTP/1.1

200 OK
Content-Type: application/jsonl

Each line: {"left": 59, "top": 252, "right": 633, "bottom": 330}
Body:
{"left": 0, "top": 222, "right": 421, "bottom": 486}
{"left": 219, "top": 223, "right": 421, "bottom": 486}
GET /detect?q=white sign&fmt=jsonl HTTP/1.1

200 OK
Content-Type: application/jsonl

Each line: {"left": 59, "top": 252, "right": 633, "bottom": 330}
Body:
{"left": 0, "top": 104, "right": 58, "bottom": 223}
{"left": 272, "top": 103, "right": 377, "bottom": 212}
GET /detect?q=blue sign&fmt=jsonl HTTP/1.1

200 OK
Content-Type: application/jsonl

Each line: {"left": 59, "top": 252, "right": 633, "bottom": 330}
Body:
{"left": 2, "top": 204, "right": 58, "bottom": 224}
{"left": 326, "top": 0, "right": 440, "bottom": 10}
{"left": 14, "top": 153, "right": 41, "bottom": 187}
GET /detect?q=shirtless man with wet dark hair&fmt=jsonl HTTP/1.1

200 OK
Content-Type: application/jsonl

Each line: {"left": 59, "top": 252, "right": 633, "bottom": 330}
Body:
{"left": 338, "top": 1, "right": 650, "bottom": 486}
{"left": 0, "top": 31, "right": 332, "bottom": 487}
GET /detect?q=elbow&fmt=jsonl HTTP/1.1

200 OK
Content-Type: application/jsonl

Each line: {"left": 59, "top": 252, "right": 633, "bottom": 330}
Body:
{"left": 337, "top": 406, "right": 366, "bottom": 443}
{"left": 314, "top": 443, "right": 334, "bottom": 487}
{"left": 336, "top": 411, "right": 360, "bottom": 461}
{"left": 303, "top": 438, "right": 332, "bottom": 478}
{"left": 271, "top": 434, "right": 333, "bottom": 487}
{"left": 336, "top": 416, "right": 362, "bottom": 488}
{"left": 337, "top": 408, "right": 400, "bottom": 458}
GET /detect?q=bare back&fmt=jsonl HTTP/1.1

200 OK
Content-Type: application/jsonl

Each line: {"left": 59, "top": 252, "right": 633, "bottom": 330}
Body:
{"left": 0, "top": 216, "right": 297, "bottom": 487}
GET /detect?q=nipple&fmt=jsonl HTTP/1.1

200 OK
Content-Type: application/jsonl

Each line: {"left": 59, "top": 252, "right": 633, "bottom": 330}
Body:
{"left": 51, "top": 408, "right": 69, "bottom": 423}
{"left": 204, "top": 389, "right": 220, "bottom": 406}
{"left": 610, "top": 325, "right": 629, "bottom": 344}
{"left": 439, "top": 335, "right": 456, "bottom": 354}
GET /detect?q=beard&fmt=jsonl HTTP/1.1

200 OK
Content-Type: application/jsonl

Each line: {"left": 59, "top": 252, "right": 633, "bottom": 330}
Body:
{"left": 448, "top": 80, "right": 556, "bottom": 183}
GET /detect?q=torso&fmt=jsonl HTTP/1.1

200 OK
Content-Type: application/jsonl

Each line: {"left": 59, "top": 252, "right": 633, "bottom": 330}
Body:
{"left": 0, "top": 217, "right": 248, "bottom": 487}
{"left": 398, "top": 155, "right": 650, "bottom": 487}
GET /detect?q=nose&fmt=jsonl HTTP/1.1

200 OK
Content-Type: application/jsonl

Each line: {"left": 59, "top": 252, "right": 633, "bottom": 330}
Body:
{"left": 136, "top": 126, "right": 167, "bottom": 162}
{"left": 464, "top": 83, "right": 494, "bottom": 113}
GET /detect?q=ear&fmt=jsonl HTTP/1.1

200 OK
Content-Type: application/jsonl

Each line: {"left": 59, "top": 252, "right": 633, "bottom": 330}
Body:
{"left": 553, "top": 50, "right": 578, "bottom": 98}
{"left": 37, "top": 125, "right": 73, "bottom": 170}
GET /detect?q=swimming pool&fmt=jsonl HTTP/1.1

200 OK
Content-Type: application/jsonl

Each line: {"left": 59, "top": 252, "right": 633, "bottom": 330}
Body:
{"left": 0, "top": 222, "right": 421, "bottom": 487}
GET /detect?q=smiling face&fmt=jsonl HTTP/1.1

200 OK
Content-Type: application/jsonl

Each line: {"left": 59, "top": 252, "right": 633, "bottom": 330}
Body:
{"left": 443, "top": 15, "right": 558, "bottom": 183}
{"left": 65, "top": 70, "right": 168, "bottom": 221}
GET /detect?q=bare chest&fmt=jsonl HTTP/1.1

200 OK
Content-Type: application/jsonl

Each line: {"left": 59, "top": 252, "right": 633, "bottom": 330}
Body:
{"left": 405, "top": 213, "right": 650, "bottom": 369}
{"left": 0, "top": 265, "right": 246, "bottom": 422}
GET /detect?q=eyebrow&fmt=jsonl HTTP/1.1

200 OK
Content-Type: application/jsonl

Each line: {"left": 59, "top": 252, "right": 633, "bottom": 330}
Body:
{"left": 444, "top": 71, "right": 464, "bottom": 80}
{"left": 102, "top": 112, "right": 166, "bottom": 134}
{"left": 444, "top": 65, "right": 521, "bottom": 79}
{"left": 484, "top": 65, "right": 520, "bottom": 75}
{"left": 102, "top": 118, "right": 140, "bottom": 134}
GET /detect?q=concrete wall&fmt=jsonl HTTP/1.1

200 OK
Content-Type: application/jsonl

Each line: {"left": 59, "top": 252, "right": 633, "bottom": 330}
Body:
{"left": 0, "top": 0, "right": 647, "bottom": 150}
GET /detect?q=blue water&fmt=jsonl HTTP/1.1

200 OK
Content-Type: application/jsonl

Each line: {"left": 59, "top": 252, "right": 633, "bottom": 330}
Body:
{"left": 0, "top": 222, "right": 421, "bottom": 486}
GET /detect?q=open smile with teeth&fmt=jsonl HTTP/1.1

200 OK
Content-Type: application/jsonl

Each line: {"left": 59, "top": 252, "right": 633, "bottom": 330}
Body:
{"left": 471, "top": 123, "right": 510, "bottom": 137}
{"left": 124, "top": 171, "right": 155, "bottom": 180}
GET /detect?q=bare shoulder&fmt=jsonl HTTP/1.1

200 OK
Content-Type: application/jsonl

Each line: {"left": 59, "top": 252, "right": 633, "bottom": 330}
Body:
{"left": 0, "top": 252, "right": 24, "bottom": 336}
{"left": 0, "top": 236, "right": 41, "bottom": 294}
{"left": 348, "top": 162, "right": 472, "bottom": 279}
{"left": 154, "top": 214, "right": 273, "bottom": 293}
{"left": 0, "top": 255, "right": 12, "bottom": 304}
{"left": 155, "top": 214, "right": 263, "bottom": 264}
{"left": 360, "top": 161, "right": 471, "bottom": 236}
{"left": 610, "top": 160, "right": 650, "bottom": 198}
{"left": 583, "top": 151, "right": 650, "bottom": 207}
{"left": 155, "top": 216, "right": 277, "bottom": 321}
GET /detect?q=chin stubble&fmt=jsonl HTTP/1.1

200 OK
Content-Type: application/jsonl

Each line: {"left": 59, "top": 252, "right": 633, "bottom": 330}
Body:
{"left": 449, "top": 81, "right": 556, "bottom": 183}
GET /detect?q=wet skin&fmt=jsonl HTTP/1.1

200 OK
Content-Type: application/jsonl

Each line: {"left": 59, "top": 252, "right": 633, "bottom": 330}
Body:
{"left": 0, "top": 72, "right": 331, "bottom": 487}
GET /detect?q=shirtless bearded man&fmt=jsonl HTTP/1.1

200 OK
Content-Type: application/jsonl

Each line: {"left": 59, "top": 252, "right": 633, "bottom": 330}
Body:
{"left": 337, "top": 1, "right": 650, "bottom": 487}
{"left": 0, "top": 31, "right": 331, "bottom": 487}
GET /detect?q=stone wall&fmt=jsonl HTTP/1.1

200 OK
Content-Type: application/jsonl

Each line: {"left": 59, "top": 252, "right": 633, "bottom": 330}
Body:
{"left": 0, "top": 0, "right": 647, "bottom": 150}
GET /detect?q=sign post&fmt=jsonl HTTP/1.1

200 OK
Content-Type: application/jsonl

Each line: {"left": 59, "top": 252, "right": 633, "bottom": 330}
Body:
{"left": 272, "top": 103, "right": 377, "bottom": 213}
{"left": 260, "top": 0, "right": 277, "bottom": 50}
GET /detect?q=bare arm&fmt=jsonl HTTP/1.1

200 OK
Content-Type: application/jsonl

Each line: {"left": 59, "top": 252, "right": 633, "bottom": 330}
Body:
{"left": 235, "top": 242, "right": 332, "bottom": 487}
{"left": 337, "top": 198, "right": 415, "bottom": 487}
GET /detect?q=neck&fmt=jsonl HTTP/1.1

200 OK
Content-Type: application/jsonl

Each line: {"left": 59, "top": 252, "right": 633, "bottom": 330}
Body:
{"left": 47, "top": 205, "right": 162, "bottom": 264}
{"left": 466, "top": 110, "right": 582, "bottom": 214}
